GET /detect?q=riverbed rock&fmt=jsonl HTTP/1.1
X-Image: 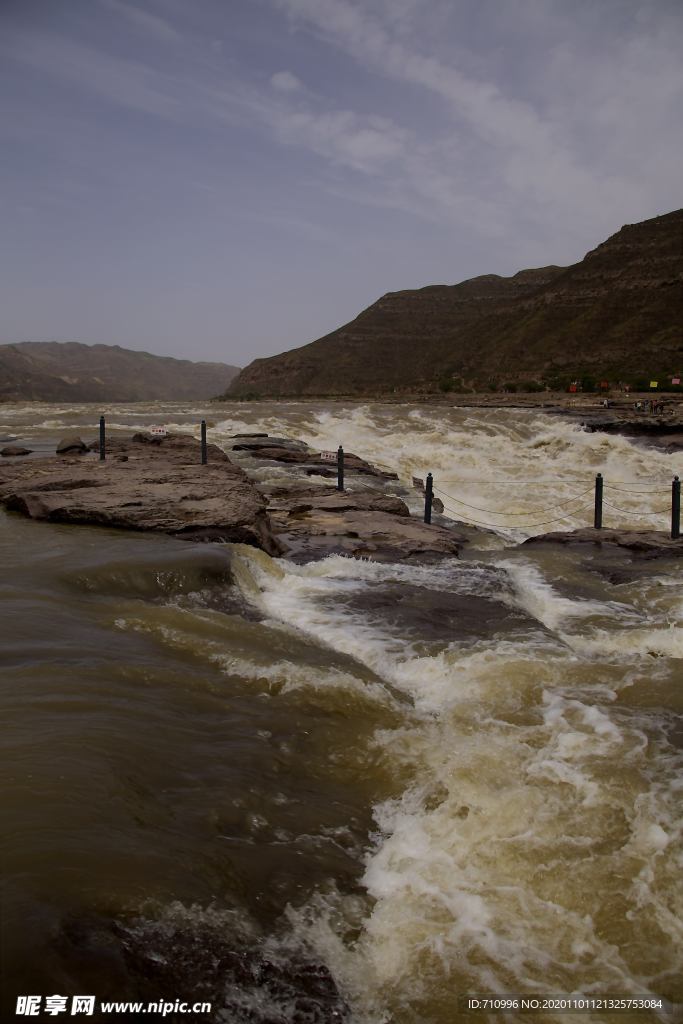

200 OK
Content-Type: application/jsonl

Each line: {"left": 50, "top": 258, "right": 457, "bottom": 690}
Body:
{"left": 260, "top": 483, "right": 464, "bottom": 562}
{"left": 230, "top": 435, "right": 310, "bottom": 453}
{"left": 331, "top": 578, "right": 545, "bottom": 643}
{"left": 0, "top": 433, "right": 283, "bottom": 554}
{"left": 1, "top": 446, "right": 32, "bottom": 457}
{"left": 524, "top": 527, "right": 683, "bottom": 558}
{"left": 228, "top": 434, "right": 398, "bottom": 479}
{"left": 56, "top": 434, "right": 88, "bottom": 454}
{"left": 264, "top": 483, "right": 410, "bottom": 518}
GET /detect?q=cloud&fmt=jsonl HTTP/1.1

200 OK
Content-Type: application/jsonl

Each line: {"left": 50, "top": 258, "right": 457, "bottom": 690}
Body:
{"left": 0, "top": 29, "right": 183, "bottom": 119}
{"left": 98, "top": 0, "right": 181, "bottom": 42}
{"left": 4, "top": 0, "right": 680, "bottom": 260}
{"left": 269, "top": 0, "right": 683, "bottom": 241}
{"left": 270, "top": 70, "right": 304, "bottom": 92}
{"left": 273, "top": 109, "right": 407, "bottom": 173}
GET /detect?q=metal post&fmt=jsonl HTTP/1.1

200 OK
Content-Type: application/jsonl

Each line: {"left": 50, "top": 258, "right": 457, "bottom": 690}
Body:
{"left": 424, "top": 472, "right": 433, "bottom": 524}
{"left": 337, "top": 445, "right": 344, "bottom": 491}
{"left": 99, "top": 416, "right": 105, "bottom": 461}
{"left": 672, "top": 476, "right": 680, "bottom": 540}
{"left": 594, "top": 472, "right": 603, "bottom": 529}
{"left": 201, "top": 420, "right": 207, "bottom": 464}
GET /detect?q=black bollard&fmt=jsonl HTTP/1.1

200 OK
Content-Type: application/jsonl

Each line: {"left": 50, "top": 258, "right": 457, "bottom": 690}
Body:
{"left": 672, "top": 476, "right": 680, "bottom": 540}
{"left": 594, "top": 473, "right": 603, "bottom": 529}
{"left": 424, "top": 472, "right": 433, "bottom": 524}
{"left": 337, "top": 445, "right": 344, "bottom": 491}
{"left": 99, "top": 416, "right": 105, "bottom": 461}
{"left": 201, "top": 420, "right": 207, "bottom": 465}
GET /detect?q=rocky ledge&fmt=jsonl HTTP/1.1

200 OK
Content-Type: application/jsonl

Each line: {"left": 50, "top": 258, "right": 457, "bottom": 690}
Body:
{"left": 524, "top": 526, "right": 683, "bottom": 557}
{"left": 0, "top": 431, "right": 471, "bottom": 564}
{"left": 261, "top": 482, "right": 464, "bottom": 563}
{"left": 0, "top": 433, "right": 282, "bottom": 554}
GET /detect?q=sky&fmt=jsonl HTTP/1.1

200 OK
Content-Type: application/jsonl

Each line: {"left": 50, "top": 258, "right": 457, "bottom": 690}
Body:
{"left": 1, "top": 0, "right": 682, "bottom": 368}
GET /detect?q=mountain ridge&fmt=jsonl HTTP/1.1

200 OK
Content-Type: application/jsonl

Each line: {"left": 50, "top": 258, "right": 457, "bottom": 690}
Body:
{"left": 0, "top": 341, "right": 240, "bottom": 402}
{"left": 226, "top": 209, "right": 683, "bottom": 397}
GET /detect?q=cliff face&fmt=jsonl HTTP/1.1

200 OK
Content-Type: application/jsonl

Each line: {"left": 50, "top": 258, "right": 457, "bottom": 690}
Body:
{"left": 0, "top": 342, "right": 239, "bottom": 402}
{"left": 227, "top": 209, "right": 683, "bottom": 397}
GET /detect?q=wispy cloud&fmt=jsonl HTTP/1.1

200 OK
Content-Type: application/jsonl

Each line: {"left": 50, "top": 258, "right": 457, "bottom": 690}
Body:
{"left": 270, "top": 0, "right": 683, "bottom": 239}
{"left": 270, "top": 70, "right": 304, "bottom": 92}
{"left": 98, "top": 0, "right": 181, "bottom": 43}
{"left": 3, "top": 0, "right": 681, "bottom": 260}
{"left": 0, "top": 30, "right": 182, "bottom": 119}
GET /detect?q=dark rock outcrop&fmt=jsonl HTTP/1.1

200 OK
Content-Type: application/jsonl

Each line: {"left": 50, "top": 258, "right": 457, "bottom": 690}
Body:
{"left": 335, "top": 580, "right": 544, "bottom": 643}
{"left": 226, "top": 435, "right": 398, "bottom": 480}
{"left": 1, "top": 446, "right": 32, "bottom": 457}
{"left": 524, "top": 527, "right": 683, "bottom": 557}
{"left": 57, "top": 435, "right": 88, "bottom": 454}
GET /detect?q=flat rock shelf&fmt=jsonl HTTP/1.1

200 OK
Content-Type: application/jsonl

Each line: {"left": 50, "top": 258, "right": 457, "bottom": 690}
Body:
{"left": 0, "top": 431, "right": 470, "bottom": 564}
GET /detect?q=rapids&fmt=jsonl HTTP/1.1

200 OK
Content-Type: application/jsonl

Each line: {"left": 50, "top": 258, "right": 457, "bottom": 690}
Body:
{"left": 0, "top": 401, "right": 681, "bottom": 1023}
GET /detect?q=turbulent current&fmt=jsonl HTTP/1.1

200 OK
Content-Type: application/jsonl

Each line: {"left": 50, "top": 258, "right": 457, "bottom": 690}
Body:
{"left": 1, "top": 401, "right": 681, "bottom": 1023}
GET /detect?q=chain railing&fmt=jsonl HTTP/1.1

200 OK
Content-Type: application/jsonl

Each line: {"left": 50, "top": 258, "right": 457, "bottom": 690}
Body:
{"left": 12, "top": 421, "right": 682, "bottom": 540}
{"left": 419, "top": 471, "right": 681, "bottom": 540}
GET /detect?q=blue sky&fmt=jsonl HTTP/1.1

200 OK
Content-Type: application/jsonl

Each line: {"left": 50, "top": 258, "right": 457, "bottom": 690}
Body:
{"left": 1, "top": 0, "right": 681, "bottom": 367}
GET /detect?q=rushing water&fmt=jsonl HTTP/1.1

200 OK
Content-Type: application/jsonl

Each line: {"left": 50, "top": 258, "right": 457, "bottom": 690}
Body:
{"left": 1, "top": 401, "right": 681, "bottom": 1023}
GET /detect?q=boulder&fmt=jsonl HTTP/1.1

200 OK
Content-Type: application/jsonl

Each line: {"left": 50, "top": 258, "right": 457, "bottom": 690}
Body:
{"left": 56, "top": 435, "right": 88, "bottom": 454}
{"left": 1, "top": 446, "right": 32, "bottom": 457}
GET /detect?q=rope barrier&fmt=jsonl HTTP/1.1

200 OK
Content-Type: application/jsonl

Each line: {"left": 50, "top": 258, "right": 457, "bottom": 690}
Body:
{"left": 429, "top": 477, "right": 672, "bottom": 487}
{"left": 432, "top": 483, "right": 595, "bottom": 517}
{"left": 602, "top": 500, "right": 671, "bottom": 516}
{"left": 439, "top": 500, "right": 595, "bottom": 531}
{"left": 604, "top": 482, "right": 670, "bottom": 493}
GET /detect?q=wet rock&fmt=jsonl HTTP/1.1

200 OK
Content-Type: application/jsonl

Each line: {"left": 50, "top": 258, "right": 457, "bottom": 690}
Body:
{"left": 131, "top": 431, "right": 164, "bottom": 445}
{"left": 334, "top": 579, "right": 542, "bottom": 642}
{"left": 239, "top": 446, "right": 312, "bottom": 463}
{"left": 230, "top": 435, "right": 310, "bottom": 453}
{"left": 273, "top": 506, "right": 463, "bottom": 563}
{"left": 261, "top": 483, "right": 462, "bottom": 563}
{"left": 229, "top": 436, "right": 398, "bottom": 479}
{"left": 1, "top": 446, "right": 32, "bottom": 457}
{"left": 264, "top": 483, "right": 409, "bottom": 518}
{"left": 50, "top": 910, "right": 350, "bottom": 1022}
{"left": 115, "top": 913, "right": 350, "bottom": 1023}
{"left": 56, "top": 434, "right": 88, "bottom": 454}
{"left": 0, "top": 433, "right": 283, "bottom": 554}
{"left": 524, "top": 527, "right": 683, "bottom": 558}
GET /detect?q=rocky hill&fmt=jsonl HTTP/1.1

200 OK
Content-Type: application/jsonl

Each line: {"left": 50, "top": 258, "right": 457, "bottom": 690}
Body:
{"left": 227, "top": 209, "right": 683, "bottom": 397}
{"left": 0, "top": 342, "right": 239, "bottom": 402}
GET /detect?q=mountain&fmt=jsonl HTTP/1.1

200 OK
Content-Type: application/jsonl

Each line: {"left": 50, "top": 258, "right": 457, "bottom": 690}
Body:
{"left": 226, "top": 209, "right": 683, "bottom": 398}
{"left": 0, "top": 342, "right": 239, "bottom": 402}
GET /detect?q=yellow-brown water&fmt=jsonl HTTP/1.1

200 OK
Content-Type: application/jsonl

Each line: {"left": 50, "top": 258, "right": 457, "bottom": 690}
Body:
{"left": 0, "top": 402, "right": 681, "bottom": 1022}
